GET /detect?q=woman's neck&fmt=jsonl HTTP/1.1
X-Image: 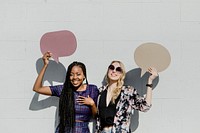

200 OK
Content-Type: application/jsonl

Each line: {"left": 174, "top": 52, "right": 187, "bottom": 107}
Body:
{"left": 75, "top": 84, "right": 86, "bottom": 91}
{"left": 108, "top": 82, "right": 117, "bottom": 92}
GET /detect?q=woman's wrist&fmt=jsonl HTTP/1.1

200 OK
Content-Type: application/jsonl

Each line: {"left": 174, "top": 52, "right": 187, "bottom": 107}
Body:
{"left": 146, "top": 83, "right": 153, "bottom": 88}
{"left": 90, "top": 101, "right": 95, "bottom": 106}
{"left": 43, "top": 64, "right": 48, "bottom": 68}
{"left": 147, "top": 77, "right": 153, "bottom": 87}
{"left": 148, "top": 78, "right": 153, "bottom": 84}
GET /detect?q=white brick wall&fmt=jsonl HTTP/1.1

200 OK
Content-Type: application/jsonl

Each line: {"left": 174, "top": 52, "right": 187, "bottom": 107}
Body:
{"left": 0, "top": 0, "right": 200, "bottom": 133}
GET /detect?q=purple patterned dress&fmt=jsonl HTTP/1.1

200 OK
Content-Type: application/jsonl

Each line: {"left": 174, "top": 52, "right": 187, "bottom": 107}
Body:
{"left": 50, "top": 84, "right": 99, "bottom": 133}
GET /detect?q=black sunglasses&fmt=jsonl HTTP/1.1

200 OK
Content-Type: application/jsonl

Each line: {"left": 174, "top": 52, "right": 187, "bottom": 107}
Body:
{"left": 108, "top": 64, "right": 122, "bottom": 73}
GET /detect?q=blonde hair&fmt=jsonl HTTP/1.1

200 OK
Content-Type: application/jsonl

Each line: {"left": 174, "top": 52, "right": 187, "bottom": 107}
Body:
{"left": 105, "top": 61, "right": 126, "bottom": 103}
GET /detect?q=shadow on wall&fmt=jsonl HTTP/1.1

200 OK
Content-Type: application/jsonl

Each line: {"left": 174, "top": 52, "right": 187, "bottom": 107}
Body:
{"left": 125, "top": 68, "right": 159, "bottom": 132}
{"left": 102, "top": 68, "right": 159, "bottom": 132}
{"left": 29, "top": 59, "right": 159, "bottom": 132}
{"left": 29, "top": 58, "right": 66, "bottom": 130}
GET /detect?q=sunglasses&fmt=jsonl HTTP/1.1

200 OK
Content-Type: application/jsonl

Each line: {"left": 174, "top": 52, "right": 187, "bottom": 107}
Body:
{"left": 108, "top": 64, "right": 122, "bottom": 73}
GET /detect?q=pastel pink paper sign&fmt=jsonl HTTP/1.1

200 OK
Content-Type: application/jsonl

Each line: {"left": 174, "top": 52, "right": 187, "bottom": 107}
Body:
{"left": 40, "top": 30, "right": 77, "bottom": 63}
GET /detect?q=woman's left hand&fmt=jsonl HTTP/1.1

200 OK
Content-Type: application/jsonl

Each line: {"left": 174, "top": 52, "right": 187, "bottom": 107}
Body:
{"left": 76, "top": 95, "right": 95, "bottom": 106}
{"left": 147, "top": 67, "right": 159, "bottom": 81}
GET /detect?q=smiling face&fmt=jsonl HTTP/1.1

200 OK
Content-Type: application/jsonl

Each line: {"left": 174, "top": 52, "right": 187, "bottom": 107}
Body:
{"left": 70, "top": 66, "right": 85, "bottom": 87}
{"left": 107, "top": 62, "right": 123, "bottom": 82}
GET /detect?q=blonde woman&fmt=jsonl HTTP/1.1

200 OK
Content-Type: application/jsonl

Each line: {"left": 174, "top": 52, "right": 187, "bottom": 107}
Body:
{"left": 96, "top": 61, "right": 158, "bottom": 133}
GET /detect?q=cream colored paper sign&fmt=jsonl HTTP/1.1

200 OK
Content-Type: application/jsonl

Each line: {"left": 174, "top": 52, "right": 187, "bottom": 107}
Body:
{"left": 134, "top": 43, "right": 171, "bottom": 76}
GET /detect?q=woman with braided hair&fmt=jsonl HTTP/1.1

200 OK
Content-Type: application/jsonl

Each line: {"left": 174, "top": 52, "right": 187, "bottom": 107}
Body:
{"left": 33, "top": 51, "right": 99, "bottom": 133}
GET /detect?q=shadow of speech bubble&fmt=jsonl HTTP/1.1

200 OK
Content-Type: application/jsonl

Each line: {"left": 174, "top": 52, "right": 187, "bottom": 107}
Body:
{"left": 40, "top": 30, "right": 77, "bottom": 63}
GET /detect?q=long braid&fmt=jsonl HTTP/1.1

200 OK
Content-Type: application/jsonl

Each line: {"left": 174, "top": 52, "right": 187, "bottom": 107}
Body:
{"left": 58, "top": 61, "right": 88, "bottom": 133}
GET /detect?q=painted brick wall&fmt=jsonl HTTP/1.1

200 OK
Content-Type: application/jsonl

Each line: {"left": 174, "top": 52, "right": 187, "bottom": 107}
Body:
{"left": 0, "top": 0, "right": 200, "bottom": 133}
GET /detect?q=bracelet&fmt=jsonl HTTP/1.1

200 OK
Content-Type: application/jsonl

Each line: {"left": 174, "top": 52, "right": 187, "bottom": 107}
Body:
{"left": 146, "top": 84, "right": 153, "bottom": 88}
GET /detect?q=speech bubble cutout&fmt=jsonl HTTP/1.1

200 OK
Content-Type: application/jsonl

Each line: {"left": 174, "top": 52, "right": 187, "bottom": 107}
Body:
{"left": 40, "top": 30, "right": 77, "bottom": 63}
{"left": 134, "top": 42, "right": 171, "bottom": 76}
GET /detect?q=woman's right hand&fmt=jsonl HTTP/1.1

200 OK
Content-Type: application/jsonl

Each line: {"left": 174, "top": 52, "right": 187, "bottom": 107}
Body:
{"left": 76, "top": 95, "right": 95, "bottom": 106}
{"left": 42, "top": 51, "right": 52, "bottom": 66}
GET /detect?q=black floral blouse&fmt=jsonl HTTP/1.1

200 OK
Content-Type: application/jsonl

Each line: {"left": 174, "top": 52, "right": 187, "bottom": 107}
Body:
{"left": 96, "top": 85, "right": 151, "bottom": 133}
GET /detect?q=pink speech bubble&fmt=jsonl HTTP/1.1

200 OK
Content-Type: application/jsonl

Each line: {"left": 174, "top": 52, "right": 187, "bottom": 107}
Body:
{"left": 40, "top": 30, "right": 77, "bottom": 63}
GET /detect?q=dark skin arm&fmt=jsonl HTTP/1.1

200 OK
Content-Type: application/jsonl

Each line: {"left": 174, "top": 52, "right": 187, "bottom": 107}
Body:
{"left": 32, "top": 51, "right": 52, "bottom": 96}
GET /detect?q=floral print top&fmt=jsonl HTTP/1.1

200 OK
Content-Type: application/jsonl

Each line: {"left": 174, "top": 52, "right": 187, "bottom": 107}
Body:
{"left": 96, "top": 85, "right": 151, "bottom": 133}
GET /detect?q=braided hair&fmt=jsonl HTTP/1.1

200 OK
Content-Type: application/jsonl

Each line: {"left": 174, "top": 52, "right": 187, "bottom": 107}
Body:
{"left": 58, "top": 61, "right": 88, "bottom": 133}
